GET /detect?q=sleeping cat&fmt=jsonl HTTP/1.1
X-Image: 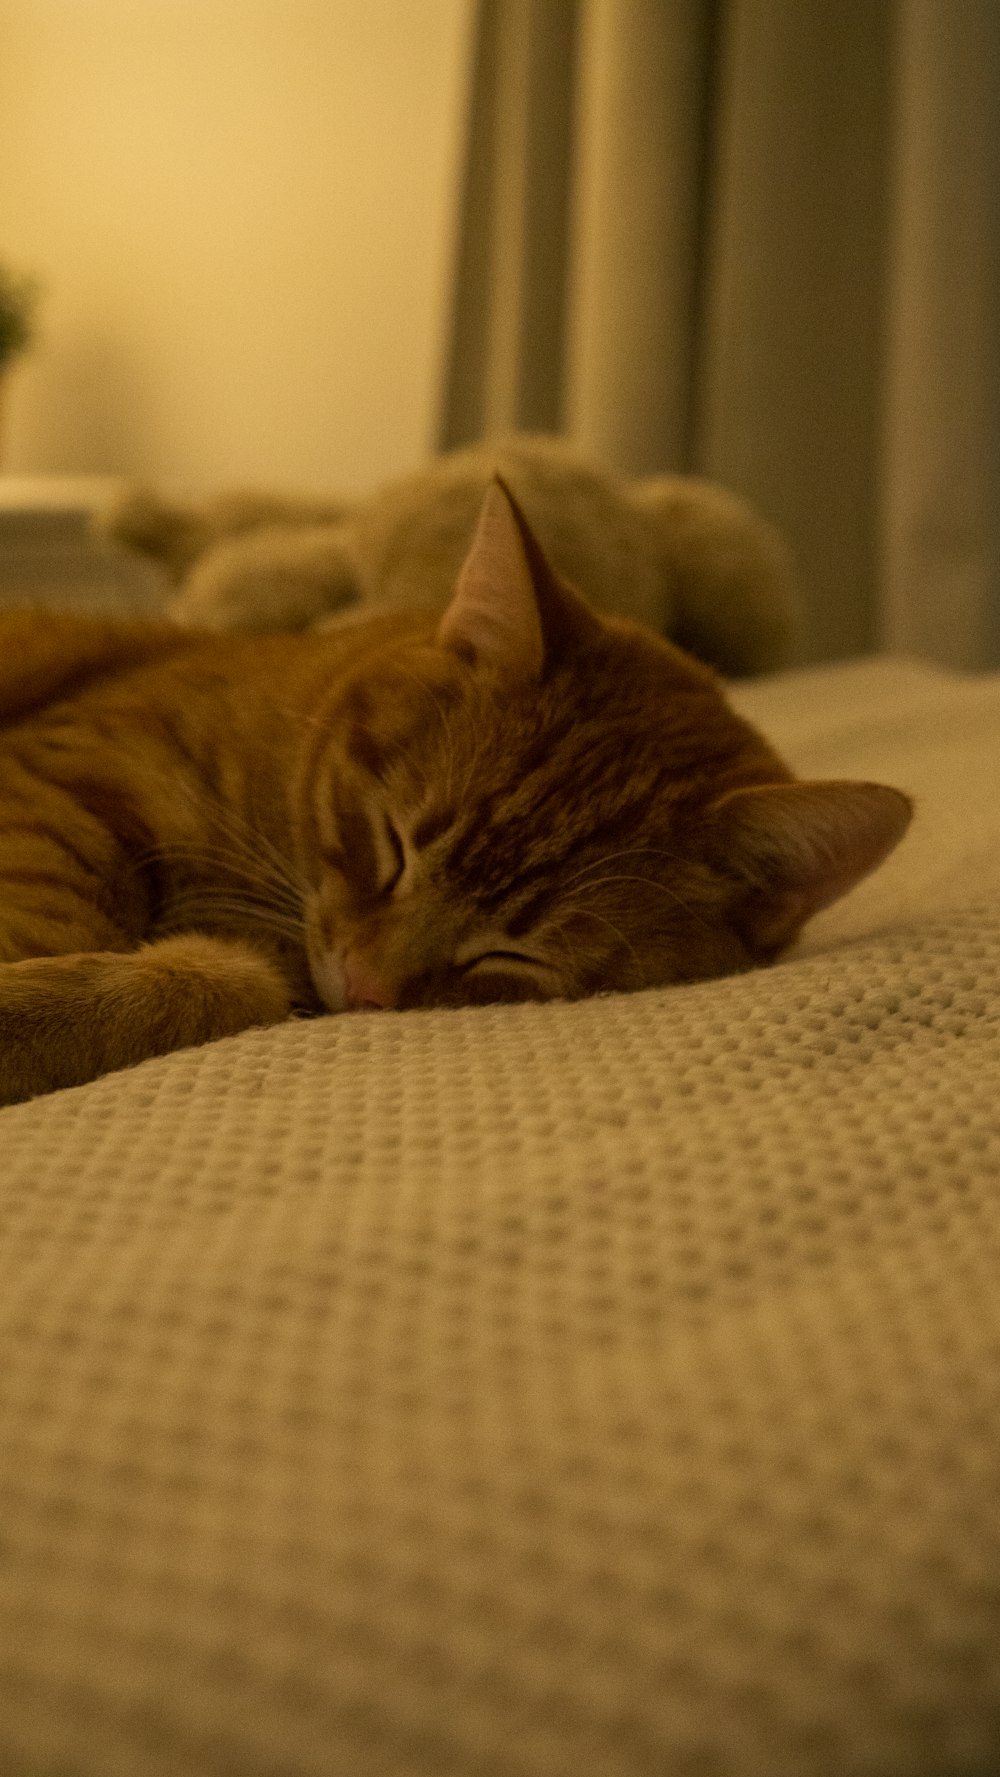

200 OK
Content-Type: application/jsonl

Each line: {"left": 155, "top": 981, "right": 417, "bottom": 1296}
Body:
{"left": 0, "top": 481, "right": 910, "bottom": 1105}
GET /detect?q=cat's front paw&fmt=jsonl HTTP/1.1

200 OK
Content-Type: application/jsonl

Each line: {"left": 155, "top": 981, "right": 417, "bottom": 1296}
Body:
{"left": 0, "top": 939, "right": 293, "bottom": 1105}
{"left": 630, "top": 475, "right": 797, "bottom": 676}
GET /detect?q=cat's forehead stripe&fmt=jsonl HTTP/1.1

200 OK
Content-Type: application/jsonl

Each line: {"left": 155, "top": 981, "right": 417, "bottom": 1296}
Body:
{"left": 411, "top": 806, "right": 456, "bottom": 851}
{"left": 443, "top": 786, "right": 667, "bottom": 920}
{"left": 346, "top": 721, "right": 389, "bottom": 778}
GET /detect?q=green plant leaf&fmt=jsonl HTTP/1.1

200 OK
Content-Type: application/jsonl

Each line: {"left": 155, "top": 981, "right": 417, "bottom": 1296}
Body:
{"left": 0, "top": 263, "right": 43, "bottom": 365}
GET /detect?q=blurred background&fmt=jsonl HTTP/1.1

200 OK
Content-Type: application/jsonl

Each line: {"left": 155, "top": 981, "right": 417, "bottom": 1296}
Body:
{"left": 0, "top": 0, "right": 996, "bottom": 666}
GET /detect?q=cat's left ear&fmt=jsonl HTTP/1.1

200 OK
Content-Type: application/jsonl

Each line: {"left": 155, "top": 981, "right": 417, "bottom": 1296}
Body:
{"left": 705, "top": 779, "right": 913, "bottom": 954}
{"left": 437, "top": 477, "right": 600, "bottom": 679}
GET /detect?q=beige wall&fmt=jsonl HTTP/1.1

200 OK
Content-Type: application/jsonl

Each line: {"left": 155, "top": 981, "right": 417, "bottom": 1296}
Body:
{"left": 0, "top": 0, "right": 473, "bottom": 492}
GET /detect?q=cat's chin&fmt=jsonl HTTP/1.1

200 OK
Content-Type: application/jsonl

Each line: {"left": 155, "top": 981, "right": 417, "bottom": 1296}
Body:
{"left": 308, "top": 947, "right": 349, "bottom": 1014}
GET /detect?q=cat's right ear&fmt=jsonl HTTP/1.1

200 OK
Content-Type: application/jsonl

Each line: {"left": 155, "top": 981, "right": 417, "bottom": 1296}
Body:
{"left": 704, "top": 778, "right": 913, "bottom": 955}
{"left": 437, "top": 478, "right": 601, "bottom": 679}
{"left": 437, "top": 479, "right": 545, "bottom": 678}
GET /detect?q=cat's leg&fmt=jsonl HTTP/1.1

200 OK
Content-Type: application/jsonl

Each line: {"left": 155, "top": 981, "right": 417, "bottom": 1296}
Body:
{"left": 0, "top": 934, "right": 291, "bottom": 1106}
{"left": 99, "top": 485, "right": 349, "bottom": 582}
{"left": 628, "top": 475, "right": 797, "bottom": 676}
{"left": 167, "top": 523, "right": 361, "bottom": 633}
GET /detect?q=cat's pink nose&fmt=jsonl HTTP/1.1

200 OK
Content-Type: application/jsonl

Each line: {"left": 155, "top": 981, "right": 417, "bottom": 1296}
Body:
{"left": 342, "top": 950, "right": 396, "bottom": 1011}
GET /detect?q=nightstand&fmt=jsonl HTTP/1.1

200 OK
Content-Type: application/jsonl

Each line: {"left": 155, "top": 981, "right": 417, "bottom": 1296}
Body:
{"left": 0, "top": 475, "right": 168, "bottom": 615}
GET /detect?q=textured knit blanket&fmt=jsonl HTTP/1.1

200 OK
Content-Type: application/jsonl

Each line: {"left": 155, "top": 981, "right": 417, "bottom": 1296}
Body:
{"left": 1, "top": 656, "right": 998, "bottom": 1777}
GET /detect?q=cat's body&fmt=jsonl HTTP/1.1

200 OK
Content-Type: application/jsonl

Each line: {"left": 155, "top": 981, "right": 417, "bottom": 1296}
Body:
{"left": 105, "top": 434, "right": 797, "bottom": 678}
{"left": 0, "top": 483, "right": 910, "bottom": 1105}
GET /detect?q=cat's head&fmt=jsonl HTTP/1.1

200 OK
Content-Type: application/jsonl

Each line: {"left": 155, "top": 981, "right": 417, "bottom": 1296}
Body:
{"left": 297, "top": 479, "right": 911, "bottom": 1011}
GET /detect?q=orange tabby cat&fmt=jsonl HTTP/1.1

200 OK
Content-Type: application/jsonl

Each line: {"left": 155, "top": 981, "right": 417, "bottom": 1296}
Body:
{"left": 0, "top": 481, "right": 910, "bottom": 1105}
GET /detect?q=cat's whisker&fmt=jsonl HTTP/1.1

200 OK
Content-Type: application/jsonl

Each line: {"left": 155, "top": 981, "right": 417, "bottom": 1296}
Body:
{"left": 542, "top": 923, "right": 586, "bottom": 978}
{"left": 141, "top": 762, "right": 311, "bottom": 905}
{"left": 157, "top": 890, "right": 306, "bottom": 945}
{"left": 558, "top": 843, "right": 692, "bottom": 895}
{"left": 197, "top": 801, "right": 308, "bottom": 901}
{"left": 568, "top": 872, "right": 718, "bottom": 934}
{"left": 554, "top": 904, "right": 643, "bottom": 976}
{"left": 159, "top": 837, "right": 302, "bottom": 898}
{"left": 155, "top": 875, "right": 305, "bottom": 917}
{"left": 161, "top": 914, "right": 306, "bottom": 948}
{"left": 135, "top": 834, "right": 294, "bottom": 879}
{"left": 133, "top": 842, "right": 306, "bottom": 918}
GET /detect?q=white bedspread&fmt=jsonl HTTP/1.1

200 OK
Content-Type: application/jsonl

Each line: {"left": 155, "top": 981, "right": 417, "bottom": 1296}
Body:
{"left": 1, "top": 655, "right": 998, "bottom": 1777}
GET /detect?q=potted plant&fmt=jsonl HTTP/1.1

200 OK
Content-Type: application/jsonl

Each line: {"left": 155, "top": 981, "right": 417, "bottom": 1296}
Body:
{"left": 0, "top": 261, "right": 42, "bottom": 464}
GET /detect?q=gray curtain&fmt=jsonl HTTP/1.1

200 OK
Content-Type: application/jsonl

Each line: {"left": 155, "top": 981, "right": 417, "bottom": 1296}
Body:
{"left": 440, "top": 0, "right": 1000, "bottom": 669}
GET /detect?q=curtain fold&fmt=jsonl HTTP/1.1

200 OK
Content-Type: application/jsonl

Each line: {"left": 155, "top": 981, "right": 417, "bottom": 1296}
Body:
{"left": 440, "top": 0, "right": 1000, "bottom": 669}
{"left": 564, "top": 0, "right": 716, "bottom": 474}
{"left": 692, "top": 0, "right": 892, "bottom": 664}
{"left": 880, "top": 0, "right": 1000, "bottom": 669}
{"left": 439, "top": 0, "right": 579, "bottom": 443}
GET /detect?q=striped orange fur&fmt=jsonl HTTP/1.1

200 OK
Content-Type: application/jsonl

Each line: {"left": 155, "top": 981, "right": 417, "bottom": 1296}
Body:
{"left": 0, "top": 482, "right": 910, "bottom": 1103}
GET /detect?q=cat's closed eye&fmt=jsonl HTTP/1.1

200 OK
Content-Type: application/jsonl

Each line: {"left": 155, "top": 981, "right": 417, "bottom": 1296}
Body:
{"left": 459, "top": 948, "right": 552, "bottom": 978}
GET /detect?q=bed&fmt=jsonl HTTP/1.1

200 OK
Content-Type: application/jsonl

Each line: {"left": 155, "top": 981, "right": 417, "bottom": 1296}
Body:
{"left": 1, "top": 640, "right": 999, "bottom": 1775}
